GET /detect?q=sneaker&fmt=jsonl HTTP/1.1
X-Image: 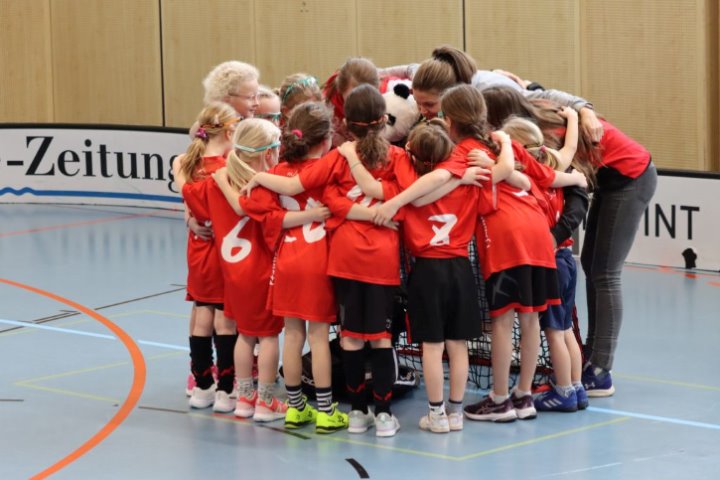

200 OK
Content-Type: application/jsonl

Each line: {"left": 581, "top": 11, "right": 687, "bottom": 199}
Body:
{"left": 285, "top": 403, "right": 318, "bottom": 429}
{"left": 419, "top": 409, "right": 450, "bottom": 433}
{"left": 511, "top": 391, "right": 537, "bottom": 420}
{"left": 533, "top": 387, "right": 578, "bottom": 412}
{"left": 375, "top": 412, "right": 400, "bottom": 437}
{"left": 188, "top": 385, "right": 215, "bottom": 409}
{"left": 575, "top": 384, "right": 589, "bottom": 410}
{"left": 213, "top": 390, "right": 235, "bottom": 413}
{"left": 253, "top": 396, "right": 288, "bottom": 422}
{"left": 234, "top": 390, "right": 258, "bottom": 418}
{"left": 448, "top": 412, "right": 463, "bottom": 431}
{"left": 348, "top": 410, "right": 375, "bottom": 434}
{"left": 316, "top": 406, "right": 349, "bottom": 434}
{"left": 582, "top": 364, "right": 615, "bottom": 397}
{"left": 186, "top": 364, "right": 219, "bottom": 396}
{"left": 463, "top": 396, "right": 517, "bottom": 422}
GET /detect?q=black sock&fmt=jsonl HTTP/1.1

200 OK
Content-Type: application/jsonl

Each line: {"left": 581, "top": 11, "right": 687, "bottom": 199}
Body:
{"left": 370, "top": 348, "right": 396, "bottom": 415}
{"left": 316, "top": 387, "right": 333, "bottom": 414}
{"left": 189, "top": 336, "right": 214, "bottom": 389}
{"left": 343, "top": 348, "right": 368, "bottom": 413}
{"left": 213, "top": 334, "right": 236, "bottom": 393}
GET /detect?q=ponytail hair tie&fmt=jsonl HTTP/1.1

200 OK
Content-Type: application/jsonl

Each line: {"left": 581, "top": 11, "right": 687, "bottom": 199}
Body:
{"left": 291, "top": 129, "right": 303, "bottom": 139}
{"left": 195, "top": 127, "right": 208, "bottom": 140}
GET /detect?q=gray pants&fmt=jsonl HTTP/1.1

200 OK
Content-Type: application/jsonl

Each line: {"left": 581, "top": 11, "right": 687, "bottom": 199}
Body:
{"left": 581, "top": 163, "right": 657, "bottom": 370}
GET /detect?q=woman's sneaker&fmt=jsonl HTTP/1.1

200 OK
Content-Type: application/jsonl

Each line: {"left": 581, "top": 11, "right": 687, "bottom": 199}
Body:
{"left": 233, "top": 391, "right": 258, "bottom": 418}
{"left": 575, "top": 384, "right": 589, "bottom": 410}
{"left": 375, "top": 413, "right": 400, "bottom": 437}
{"left": 348, "top": 410, "right": 375, "bottom": 433}
{"left": 212, "top": 390, "right": 235, "bottom": 413}
{"left": 511, "top": 391, "right": 537, "bottom": 420}
{"left": 419, "top": 410, "right": 450, "bottom": 433}
{"left": 316, "top": 406, "right": 349, "bottom": 434}
{"left": 582, "top": 364, "right": 615, "bottom": 397}
{"left": 464, "top": 396, "right": 517, "bottom": 422}
{"left": 533, "top": 387, "right": 578, "bottom": 412}
{"left": 285, "top": 403, "right": 317, "bottom": 429}
{"left": 253, "top": 396, "right": 288, "bottom": 422}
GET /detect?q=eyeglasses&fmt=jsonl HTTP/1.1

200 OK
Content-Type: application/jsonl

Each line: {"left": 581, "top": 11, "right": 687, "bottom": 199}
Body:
{"left": 228, "top": 92, "right": 258, "bottom": 102}
{"left": 255, "top": 112, "right": 281, "bottom": 122}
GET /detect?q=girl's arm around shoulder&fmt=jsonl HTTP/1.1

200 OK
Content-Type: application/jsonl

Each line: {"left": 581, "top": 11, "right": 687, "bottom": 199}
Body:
{"left": 212, "top": 168, "right": 245, "bottom": 216}
{"left": 338, "top": 141, "right": 384, "bottom": 199}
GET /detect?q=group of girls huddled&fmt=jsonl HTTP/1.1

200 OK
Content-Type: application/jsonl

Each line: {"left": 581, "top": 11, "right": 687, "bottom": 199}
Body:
{"left": 174, "top": 45, "right": 656, "bottom": 437}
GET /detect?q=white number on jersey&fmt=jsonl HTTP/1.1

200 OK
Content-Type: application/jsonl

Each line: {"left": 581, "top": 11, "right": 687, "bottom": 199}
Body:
{"left": 221, "top": 217, "right": 252, "bottom": 263}
{"left": 279, "top": 195, "right": 326, "bottom": 244}
{"left": 346, "top": 184, "right": 376, "bottom": 207}
{"left": 428, "top": 213, "right": 457, "bottom": 247}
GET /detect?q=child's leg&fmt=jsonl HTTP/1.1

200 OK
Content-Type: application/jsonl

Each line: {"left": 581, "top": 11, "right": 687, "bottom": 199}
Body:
{"left": 282, "top": 317, "right": 307, "bottom": 410}
{"left": 253, "top": 335, "right": 288, "bottom": 422}
{"left": 213, "top": 311, "right": 236, "bottom": 394}
{"left": 516, "top": 311, "right": 540, "bottom": 393}
{"left": 565, "top": 329, "right": 583, "bottom": 385}
{"left": 421, "top": 342, "right": 445, "bottom": 404}
{"left": 232, "top": 333, "right": 258, "bottom": 417}
{"left": 445, "top": 339, "right": 468, "bottom": 404}
{"left": 546, "top": 328, "right": 571, "bottom": 388}
{"left": 491, "top": 310, "right": 515, "bottom": 397}
{"left": 369, "top": 338, "right": 395, "bottom": 415}
{"left": 189, "top": 305, "right": 215, "bottom": 390}
{"left": 307, "top": 321, "right": 332, "bottom": 411}
{"left": 341, "top": 336, "right": 368, "bottom": 413}
{"left": 257, "top": 335, "right": 279, "bottom": 386}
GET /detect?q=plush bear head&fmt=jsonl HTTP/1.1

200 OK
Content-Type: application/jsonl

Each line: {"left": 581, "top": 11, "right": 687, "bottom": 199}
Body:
{"left": 381, "top": 80, "right": 420, "bottom": 145}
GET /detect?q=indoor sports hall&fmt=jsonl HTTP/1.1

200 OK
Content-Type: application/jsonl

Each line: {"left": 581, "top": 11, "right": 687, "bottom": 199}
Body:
{"left": 2, "top": 1, "right": 719, "bottom": 479}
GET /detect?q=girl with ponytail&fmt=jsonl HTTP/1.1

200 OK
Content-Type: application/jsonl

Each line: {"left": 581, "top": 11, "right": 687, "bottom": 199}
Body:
{"left": 173, "top": 102, "right": 240, "bottom": 413}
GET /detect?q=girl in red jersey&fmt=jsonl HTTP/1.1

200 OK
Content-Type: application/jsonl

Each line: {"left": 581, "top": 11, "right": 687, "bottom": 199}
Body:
{"left": 501, "top": 114, "right": 590, "bottom": 412}
{"left": 225, "top": 102, "right": 348, "bottom": 433}
{"left": 481, "top": 86, "right": 657, "bottom": 397}
{"left": 183, "top": 118, "right": 288, "bottom": 422}
{"left": 278, "top": 73, "right": 322, "bottom": 128}
{"left": 172, "top": 102, "right": 240, "bottom": 413}
{"left": 433, "top": 85, "right": 585, "bottom": 423}
{"left": 241, "top": 85, "right": 408, "bottom": 437}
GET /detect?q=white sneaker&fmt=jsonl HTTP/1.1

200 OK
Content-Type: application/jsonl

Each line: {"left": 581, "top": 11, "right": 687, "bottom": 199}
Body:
{"left": 419, "top": 409, "right": 450, "bottom": 433}
{"left": 448, "top": 411, "right": 463, "bottom": 431}
{"left": 213, "top": 390, "right": 235, "bottom": 413}
{"left": 188, "top": 386, "right": 215, "bottom": 409}
{"left": 348, "top": 410, "right": 375, "bottom": 433}
{"left": 375, "top": 412, "right": 400, "bottom": 437}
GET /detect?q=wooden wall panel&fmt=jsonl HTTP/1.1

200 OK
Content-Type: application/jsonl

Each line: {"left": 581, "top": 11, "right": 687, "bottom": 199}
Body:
{"left": 254, "top": 0, "right": 358, "bottom": 92}
{"left": 51, "top": 0, "right": 162, "bottom": 125}
{"left": 357, "top": 0, "right": 463, "bottom": 69}
{"left": 465, "top": 0, "right": 580, "bottom": 94}
{"left": 0, "top": 0, "right": 53, "bottom": 122}
{"left": 161, "top": 0, "right": 256, "bottom": 128}
{"left": 581, "top": 0, "right": 715, "bottom": 171}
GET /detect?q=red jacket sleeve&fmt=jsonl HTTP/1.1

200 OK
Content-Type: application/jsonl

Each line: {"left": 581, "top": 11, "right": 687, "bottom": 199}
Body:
{"left": 239, "top": 186, "right": 285, "bottom": 251}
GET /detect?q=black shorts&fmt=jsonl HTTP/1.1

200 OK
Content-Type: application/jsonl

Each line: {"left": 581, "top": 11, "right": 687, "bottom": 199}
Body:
{"left": 195, "top": 301, "right": 224, "bottom": 310}
{"left": 407, "top": 257, "right": 482, "bottom": 343}
{"left": 333, "top": 277, "right": 396, "bottom": 341}
{"left": 485, "top": 265, "right": 560, "bottom": 318}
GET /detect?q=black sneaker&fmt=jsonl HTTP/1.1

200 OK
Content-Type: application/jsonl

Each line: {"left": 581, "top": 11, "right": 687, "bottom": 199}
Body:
{"left": 463, "top": 396, "right": 517, "bottom": 422}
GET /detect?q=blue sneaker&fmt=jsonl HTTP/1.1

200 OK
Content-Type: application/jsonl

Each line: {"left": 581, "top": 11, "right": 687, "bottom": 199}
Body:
{"left": 575, "top": 384, "right": 589, "bottom": 410}
{"left": 582, "top": 364, "right": 615, "bottom": 397}
{"left": 534, "top": 387, "right": 578, "bottom": 412}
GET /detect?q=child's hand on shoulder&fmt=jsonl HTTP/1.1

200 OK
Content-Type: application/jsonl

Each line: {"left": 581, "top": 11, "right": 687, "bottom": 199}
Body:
{"left": 490, "top": 130, "right": 511, "bottom": 145}
{"left": 461, "top": 166, "right": 490, "bottom": 187}
{"left": 559, "top": 106, "right": 578, "bottom": 122}
{"left": 309, "top": 204, "right": 331, "bottom": 222}
{"left": 337, "top": 141, "right": 358, "bottom": 161}
{"left": 569, "top": 169, "right": 588, "bottom": 189}
{"left": 212, "top": 167, "right": 228, "bottom": 185}
{"left": 467, "top": 149, "right": 495, "bottom": 168}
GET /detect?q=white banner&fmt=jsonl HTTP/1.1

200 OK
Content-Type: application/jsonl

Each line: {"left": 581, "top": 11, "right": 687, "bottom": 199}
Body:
{"left": 0, "top": 125, "right": 190, "bottom": 209}
{"left": 576, "top": 173, "right": 720, "bottom": 271}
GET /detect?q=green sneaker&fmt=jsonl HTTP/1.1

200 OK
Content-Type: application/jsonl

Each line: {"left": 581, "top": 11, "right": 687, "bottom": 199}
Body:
{"left": 284, "top": 403, "right": 317, "bottom": 429}
{"left": 315, "top": 405, "right": 349, "bottom": 434}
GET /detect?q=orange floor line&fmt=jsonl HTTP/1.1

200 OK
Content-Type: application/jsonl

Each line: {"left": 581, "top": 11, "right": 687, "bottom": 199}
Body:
{"left": 0, "top": 278, "right": 146, "bottom": 479}
{"left": 0, "top": 212, "right": 157, "bottom": 238}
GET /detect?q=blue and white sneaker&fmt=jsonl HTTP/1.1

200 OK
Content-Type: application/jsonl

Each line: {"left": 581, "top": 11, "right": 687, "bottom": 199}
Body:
{"left": 582, "top": 364, "right": 615, "bottom": 397}
{"left": 534, "top": 387, "right": 578, "bottom": 412}
{"left": 575, "top": 384, "right": 589, "bottom": 410}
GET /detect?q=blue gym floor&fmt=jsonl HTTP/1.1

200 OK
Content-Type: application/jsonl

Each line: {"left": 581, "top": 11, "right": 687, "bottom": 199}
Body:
{"left": 1, "top": 203, "right": 718, "bottom": 479}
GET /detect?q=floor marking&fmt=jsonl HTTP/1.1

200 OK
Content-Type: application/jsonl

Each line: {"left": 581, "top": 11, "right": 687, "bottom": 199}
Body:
{"left": 587, "top": 407, "right": 720, "bottom": 431}
{"left": 0, "top": 278, "right": 146, "bottom": 480}
{"left": 0, "top": 212, "right": 158, "bottom": 238}
{"left": 208, "top": 413, "right": 312, "bottom": 439}
{"left": 0, "top": 398, "right": 24, "bottom": 402}
{"left": 533, "top": 462, "right": 624, "bottom": 478}
{"left": 346, "top": 458, "right": 370, "bottom": 479}
{"left": 0, "top": 318, "right": 189, "bottom": 352}
{"left": 612, "top": 373, "right": 720, "bottom": 392}
{"left": 138, "top": 406, "right": 188, "bottom": 415}
{"left": 17, "top": 383, "right": 121, "bottom": 403}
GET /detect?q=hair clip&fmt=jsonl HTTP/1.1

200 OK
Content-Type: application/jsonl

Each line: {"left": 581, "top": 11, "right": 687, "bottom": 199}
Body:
{"left": 291, "top": 129, "right": 303, "bottom": 139}
{"left": 282, "top": 76, "right": 318, "bottom": 103}
{"left": 195, "top": 127, "right": 208, "bottom": 140}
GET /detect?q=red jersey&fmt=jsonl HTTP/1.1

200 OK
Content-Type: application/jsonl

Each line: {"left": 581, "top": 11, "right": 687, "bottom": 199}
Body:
{"left": 298, "top": 147, "right": 411, "bottom": 285}
{"left": 544, "top": 187, "right": 573, "bottom": 249}
{"left": 597, "top": 119, "right": 651, "bottom": 183}
{"left": 242, "top": 160, "right": 336, "bottom": 323}
{"left": 184, "top": 155, "right": 225, "bottom": 304}
{"left": 394, "top": 160, "right": 480, "bottom": 258}
{"left": 450, "top": 138, "right": 557, "bottom": 279}
{"left": 183, "top": 179, "right": 282, "bottom": 337}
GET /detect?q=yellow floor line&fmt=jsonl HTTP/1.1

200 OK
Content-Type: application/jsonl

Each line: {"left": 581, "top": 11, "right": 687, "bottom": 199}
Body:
{"left": 612, "top": 373, "right": 720, "bottom": 392}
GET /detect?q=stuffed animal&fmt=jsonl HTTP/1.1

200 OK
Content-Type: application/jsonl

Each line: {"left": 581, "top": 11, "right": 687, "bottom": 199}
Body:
{"left": 381, "top": 80, "right": 420, "bottom": 145}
